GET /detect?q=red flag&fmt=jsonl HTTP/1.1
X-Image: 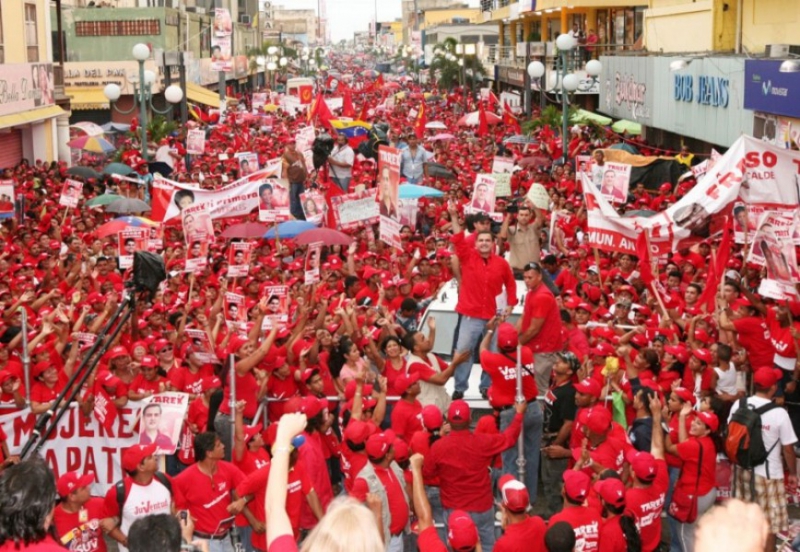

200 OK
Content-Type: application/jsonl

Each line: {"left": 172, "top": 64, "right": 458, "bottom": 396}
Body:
{"left": 299, "top": 85, "right": 313, "bottom": 105}
{"left": 502, "top": 101, "right": 521, "bottom": 134}
{"left": 635, "top": 232, "right": 654, "bottom": 286}
{"left": 357, "top": 100, "right": 370, "bottom": 122}
{"left": 477, "top": 102, "right": 489, "bottom": 137}
{"left": 308, "top": 92, "right": 334, "bottom": 128}
{"left": 368, "top": 74, "right": 384, "bottom": 93}
{"left": 414, "top": 103, "right": 427, "bottom": 139}
{"left": 487, "top": 91, "right": 500, "bottom": 111}
{"left": 342, "top": 87, "right": 356, "bottom": 118}
{"left": 697, "top": 220, "right": 731, "bottom": 312}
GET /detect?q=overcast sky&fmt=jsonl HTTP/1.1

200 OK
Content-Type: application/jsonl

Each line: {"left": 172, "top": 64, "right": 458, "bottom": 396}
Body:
{"left": 277, "top": 0, "right": 480, "bottom": 42}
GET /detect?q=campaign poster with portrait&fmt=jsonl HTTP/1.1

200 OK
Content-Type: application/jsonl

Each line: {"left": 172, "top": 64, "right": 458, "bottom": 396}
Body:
{"left": 224, "top": 292, "right": 247, "bottom": 327}
{"left": 747, "top": 212, "right": 800, "bottom": 300}
{"left": 184, "top": 329, "right": 219, "bottom": 366}
{"left": 732, "top": 203, "right": 800, "bottom": 245}
{"left": 138, "top": 392, "right": 190, "bottom": 455}
{"left": 377, "top": 146, "right": 401, "bottom": 220}
{"left": 227, "top": 242, "right": 253, "bottom": 278}
{"left": 252, "top": 93, "right": 268, "bottom": 113}
{"left": 261, "top": 285, "right": 288, "bottom": 329}
{"left": 185, "top": 236, "right": 209, "bottom": 273}
{"left": 59, "top": 179, "right": 83, "bottom": 208}
{"left": 300, "top": 191, "right": 326, "bottom": 225}
{"left": 305, "top": 242, "right": 323, "bottom": 285}
{"left": 397, "top": 198, "right": 418, "bottom": 228}
{"left": 211, "top": 8, "right": 233, "bottom": 72}
{"left": 575, "top": 155, "right": 593, "bottom": 181}
{"left": 331, "top": 188, "right": 379, "bottom": 230}
{"left": 182, "top": 203, "right": 215, "bottom": 245}
{"left": 117, "top": 228, "right": 148, "bottom": 270}
{"left": 0, "top": 181, "right": 15, "bottom": 218}
{"left": 598, "top": 162, "right": 631, "bottom": 204}
{"left": 186, "top": 129, "right": 206, "bottom": 155}
{"left": 296, "top": 126, "right": 316, "bottom": 153}
{"left": 257, "top": 179, "right": 291, "bottom": 223}
{"left": 147, "top": 224, "right": 164, "bottom": 252}
{"left": 470, "top": 174, "right": 496, "bottom": 214}
{"left": 236, "top": 152, "right": 260, "bottom": 177}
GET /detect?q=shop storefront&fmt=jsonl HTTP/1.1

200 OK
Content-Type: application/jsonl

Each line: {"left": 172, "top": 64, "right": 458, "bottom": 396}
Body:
{"left": 745, "top": 59, "right": 800, "bottom": 150}
{"left": 598, "top": 55, "right": 653, "bottom": 128}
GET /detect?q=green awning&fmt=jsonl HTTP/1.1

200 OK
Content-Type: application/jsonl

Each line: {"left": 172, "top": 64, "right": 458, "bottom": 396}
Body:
{"left": 571, "top": 109, "right": 612, "bottom": 126}
{"left": 611, "top": 119, "right": 642, "bottom": 135}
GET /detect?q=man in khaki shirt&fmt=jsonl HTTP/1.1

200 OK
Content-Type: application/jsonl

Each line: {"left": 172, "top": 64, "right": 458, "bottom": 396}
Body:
{"left": 499, "top": 202, "right": 544, "bottom": 277}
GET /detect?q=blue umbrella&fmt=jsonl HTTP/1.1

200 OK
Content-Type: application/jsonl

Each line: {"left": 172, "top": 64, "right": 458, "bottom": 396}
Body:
{"left": 263, "top": 220, "right": 318, "bottom": 239}
{"left": 398, "top": 184, "right": 444, "bottom": 199}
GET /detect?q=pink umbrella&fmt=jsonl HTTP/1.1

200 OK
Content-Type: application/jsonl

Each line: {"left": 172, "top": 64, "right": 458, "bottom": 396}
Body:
{"left": 427, "top": 133, "right": 456, "bottom": 142}
{"left": 457, "top": 111, "right": 502, "bottom": 127}
{"left": 295, "top": 228, "right": 353, "bottom": 246}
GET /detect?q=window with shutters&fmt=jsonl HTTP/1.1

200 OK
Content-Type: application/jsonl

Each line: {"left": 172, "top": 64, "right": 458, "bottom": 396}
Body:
{"left": 25, "top": 3, "right": 38, "bottom": 62}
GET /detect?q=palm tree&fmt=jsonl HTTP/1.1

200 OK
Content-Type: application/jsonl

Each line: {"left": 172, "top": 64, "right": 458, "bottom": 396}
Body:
{"left": 428, "top": 38, "right": 487, "bottom": 91}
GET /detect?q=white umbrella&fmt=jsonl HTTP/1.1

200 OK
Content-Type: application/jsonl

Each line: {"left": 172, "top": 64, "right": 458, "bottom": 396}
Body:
{"left": 425, "top": 121, "right": 447, "bottom": 130}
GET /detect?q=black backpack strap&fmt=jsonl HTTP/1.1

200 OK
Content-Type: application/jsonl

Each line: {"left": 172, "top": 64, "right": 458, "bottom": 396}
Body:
{"left": 153, "top": 471, "right": 172, "bottom": 495}
{"left": 115, "top": 479, "right": 126, "bottom": 517}
{"left": 753, "top": 400, "right": 781, "bottom": 480}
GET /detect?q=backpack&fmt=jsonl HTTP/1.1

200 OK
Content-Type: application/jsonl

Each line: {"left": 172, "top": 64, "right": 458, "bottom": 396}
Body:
{"left": 724, "top": 397, "right": 780, "bottom": 471}
{"left": 115, "top": 472, "right": 172, "bottom": 515}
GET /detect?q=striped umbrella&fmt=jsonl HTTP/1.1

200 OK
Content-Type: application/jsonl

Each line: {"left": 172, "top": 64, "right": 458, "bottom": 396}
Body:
{"left": 67, "top": 135, "right": 116, "bottom": 154}
{"left": 96, "top": 216, "right": 158, "bottom": 238}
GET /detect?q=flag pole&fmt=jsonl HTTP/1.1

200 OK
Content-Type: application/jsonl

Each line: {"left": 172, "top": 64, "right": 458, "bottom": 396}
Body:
{"left": 515, "top": 343, "right": 526, "bottom": 482}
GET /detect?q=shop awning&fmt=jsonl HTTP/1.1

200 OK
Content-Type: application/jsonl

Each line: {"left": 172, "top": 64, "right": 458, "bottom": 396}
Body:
{"left": 0, "top": 105, "right": 66, "bottom": 130}
{"left": 187, "top": 83, "right": 221, "bottom": 109}
{"left": 611, "top": 119, "right": 643, "bottom": 135}
{"left": 571, "top": 109, "right": 612, "bottom": 126}
{"left": 66, "top": 88, "right": 110, "bottom": 111}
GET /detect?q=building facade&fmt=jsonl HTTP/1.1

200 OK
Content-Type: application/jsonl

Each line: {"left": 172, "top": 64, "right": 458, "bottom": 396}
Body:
{"left": 0, "top": 1, "right": 69, "bottom": 169}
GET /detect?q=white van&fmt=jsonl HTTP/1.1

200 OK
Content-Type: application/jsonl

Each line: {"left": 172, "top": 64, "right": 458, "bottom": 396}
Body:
{"left": 417, "top": 278, "right": 527, "bottom": 405}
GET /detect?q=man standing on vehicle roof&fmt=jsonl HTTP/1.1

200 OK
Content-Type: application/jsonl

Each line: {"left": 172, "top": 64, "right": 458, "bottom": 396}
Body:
{"left": 449, "top": 226, "right": 517, "bottom": 400}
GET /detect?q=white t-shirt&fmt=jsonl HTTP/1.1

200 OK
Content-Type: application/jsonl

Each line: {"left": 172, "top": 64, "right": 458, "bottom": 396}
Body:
{"left": 155, "top": 145, "right": 177, "bottom": 169}
{"left": 120, "top": 479, "right": 172, "bottom": 552}
{"left": 728, "top": 396, "right": 797, "bottom": 479}
{"left": 329, "top": 145, "right": 354, "bottom": 179}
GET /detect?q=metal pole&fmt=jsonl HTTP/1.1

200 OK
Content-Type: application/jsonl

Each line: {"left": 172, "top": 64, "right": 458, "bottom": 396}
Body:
{"left": 20, "top": 310, "right": 30, "bottom": 406}
{"left": 139, "top": 60, "right": 148, "bottom": 162}
{"left": 229, "top": 353, "right": 237, "bottom": 455}
{"left": 561, "top": 51, "right": 569, "bottom": 166}
{"left": 515, "top": 344, "right": 526, "bottom": 481}
{"left": 179, "top": 52, "right": 188, "bottom": 126}
{"left": 524, "top": 42, "right": 531, "bottom": 118}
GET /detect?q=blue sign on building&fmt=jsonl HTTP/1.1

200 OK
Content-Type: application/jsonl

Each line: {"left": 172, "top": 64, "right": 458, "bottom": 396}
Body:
{"left": 673, "top": 74, "right": 729, "bottom": 107}
{"left": 744, "top": 59, "right": 800, "bottom": 119}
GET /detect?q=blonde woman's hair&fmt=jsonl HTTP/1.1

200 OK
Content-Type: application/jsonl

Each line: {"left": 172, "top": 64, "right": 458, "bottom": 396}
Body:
{"left": 300, "top": 496, "right": 383, "bottom": 552}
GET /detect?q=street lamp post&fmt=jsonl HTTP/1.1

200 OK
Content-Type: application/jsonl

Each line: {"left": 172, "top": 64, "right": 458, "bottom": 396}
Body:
{"left": 103, "top": 43, "right": 183, "bottom": 162}
{"left": 529, "top": 34, "right": 602, "bottom": 165}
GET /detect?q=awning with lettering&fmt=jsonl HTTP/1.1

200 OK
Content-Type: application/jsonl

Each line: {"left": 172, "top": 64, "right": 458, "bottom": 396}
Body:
{"left": 66, "top": 87, "right": 110, "bottom": 111}
{"left": 0, "top": 105, "right": 66, "bottom": 131}
{"left": 186, "top": 83, "right": 221, "bottom": 109}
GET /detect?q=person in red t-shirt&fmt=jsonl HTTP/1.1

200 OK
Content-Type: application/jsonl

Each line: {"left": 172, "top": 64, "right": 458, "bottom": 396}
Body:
{"left": 719, "top": 297, "right": 773, "bottom": 373}
{"left": 479, "top": 320, "right": 541, "bottom": 504}
{"left": 127, "top": 355, "right": 166, "bottom": 401}
{"left": 390, "top": 373, "right": 423, "bottom": 444}
{"left": 518, "top": 262, "right": 564, "bottom": 392}
{"left": 409, "top": 453, "right": 480, "bottom": 552}
{"left": 549, "top": 470, "right": 601, "bottom": 552}
{"left": 494, "top": 474, "right": 546, "bottom": 552}
{"left": 594, "top": 478, "right": 641, "bottom": 552}
{"left": 626, "top": 397, "right": 670, "bottom": 552}
{"left": 52, "top": 471, "right": 107, "bottom": 552}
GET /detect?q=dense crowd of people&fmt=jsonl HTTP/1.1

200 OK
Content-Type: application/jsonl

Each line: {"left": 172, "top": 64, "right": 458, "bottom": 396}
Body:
{"left": 0, "top": 50, "right": 797, "bottom": 552}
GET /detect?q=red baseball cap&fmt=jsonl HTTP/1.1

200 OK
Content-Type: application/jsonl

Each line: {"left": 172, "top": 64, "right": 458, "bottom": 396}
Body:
{"left": 589, "top": 342, "right": 615, "bottom": 357}
{"left": 697, "top": 411, "right": 719, "bottom": 433}
{"left": 664, "top": 345, "right": 689, "bottom": 364}
{"left": 345, "top": 380, "right": 373, "bottom": 400}
{"left": 122, "top": 444, "right": 157, "bottom": 472}
{"left": 57, "top": 471, "right": 94, "bottom": 498}
{"left": 498, "top": 474, "right": 529, "bottom": 513}
{"left": 574, "top": 378, "right": 602, "bottom": 399}
{"left": 584, "top": 406, "right": 612, "bottom": 434}
{"left": 202, "top": 376, "right": 222, "bottom": 391}
{"left": 673, "top": 387, "right": 696, "bottom": 405}
{"left": 448, "top": 399, "right": 470, "bottom": 423}
{"left": 563, "top": 470, "right": 590, "bottom": 502}
{"left": 421, "top": 404, "right": 443, "bottom": 430}
{"left": 299, "top": 396, "right": 324, "bottom": 418}
{"left": 753, "top": 366, "right": 783, "bottom": 389}
{"left": 447, "top": 510, "right": 479, "bottom": 552}
{"left": 228, "top": 335, "right": 250, "bottom": 356}
{"left": 140, "top": 355, "right": 158, "bottom": 368}
{"left": 692, "top": 348, "right": 712, "bottom": 364}
{"left": 395, "top": 372, "right": 420, "bottom": 395}
{"left": 243, "top": 423, "right": 263, "bottom": 444}
{"left": 497, "top": 322, "right": 518, "bottom": 351}
{"left": 108, "top": 345, "right": 130, "bottom": 360}
{"left": 365, "top": 430, "right": 396, "bottom": 459}
{"left": 594, "top": 478, "right": 626, "bottom": 509}
{"left": 343, "top": 420, "right": 375, "bottom": 445}
{"left": 627, "top": 450, "right": 658, "bottom": 482}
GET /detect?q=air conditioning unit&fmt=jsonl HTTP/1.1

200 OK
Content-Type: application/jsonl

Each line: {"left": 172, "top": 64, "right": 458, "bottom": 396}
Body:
{"left": 766, "top": 44, "right": 800, "bottom": 58}
{"left": 239, "top": 14, "right": 252, "bottom": 25}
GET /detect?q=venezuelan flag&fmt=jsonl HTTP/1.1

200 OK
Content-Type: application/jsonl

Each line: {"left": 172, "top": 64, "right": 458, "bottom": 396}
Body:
{"left": 330, "top": 119, "right": 373, "bottom": 147}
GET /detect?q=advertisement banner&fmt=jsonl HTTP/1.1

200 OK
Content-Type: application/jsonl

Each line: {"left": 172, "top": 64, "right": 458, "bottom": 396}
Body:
{"left": 745, "top": 59, "right": 800, "bottom": 120}
{"left": 211, "top": 8, "right": 233, "bottom": 72}
{"left": 151, "top": 160, "right": 282, "bottom": 223}
{"left": 598, "top": 161, "right": 631, "bottom": 204}
{"left": 747, "top": 212, "right": 800, "bottom": 300}
{"left": 377, "top": 146, "right": 401, "bottom": 220}
{"left": 0, "top": 63, "right": 55, "bottom": 117}
{"left": 582, "top": 135, "right": 800, "bottom": 255}
{"left": 331, "top": 188, "right": 379, "bottom": 230}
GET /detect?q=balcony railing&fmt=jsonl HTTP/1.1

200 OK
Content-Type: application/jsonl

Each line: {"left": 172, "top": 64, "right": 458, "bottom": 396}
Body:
{"left": 487, "top": 42, "right": 637, "bottom": 69}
